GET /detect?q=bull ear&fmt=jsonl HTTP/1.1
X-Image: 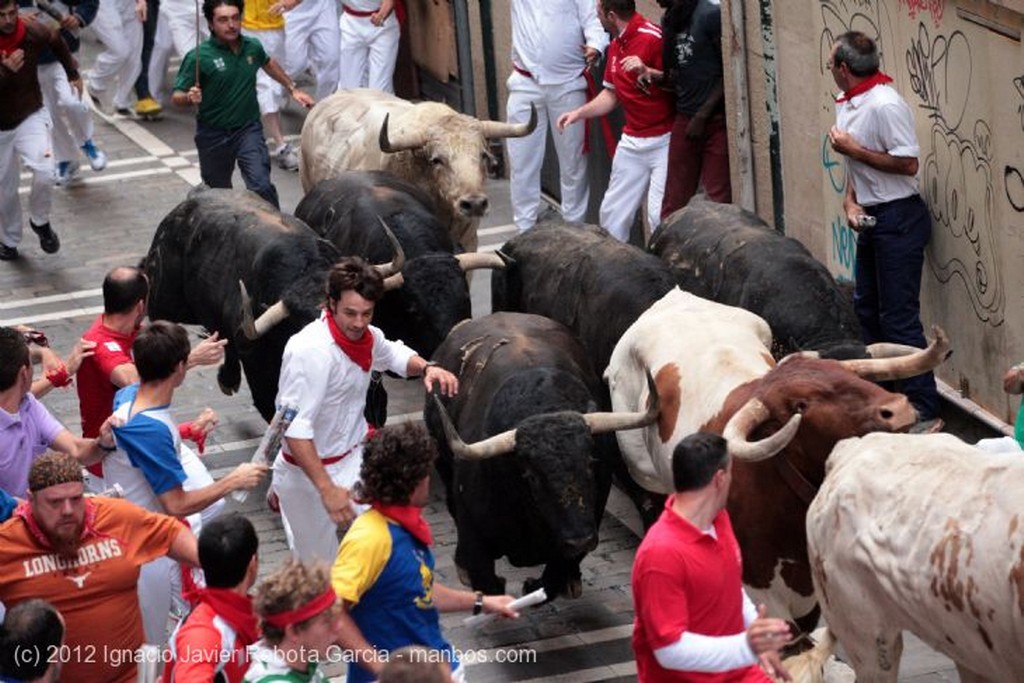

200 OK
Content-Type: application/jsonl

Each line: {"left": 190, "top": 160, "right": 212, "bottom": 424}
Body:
{"left": 432, "top": 394, "right": 517, "bottom": 459}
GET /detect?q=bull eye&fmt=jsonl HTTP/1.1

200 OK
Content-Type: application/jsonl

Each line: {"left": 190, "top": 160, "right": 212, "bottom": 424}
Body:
{"left": 429, "top": 156, "right": 444, "bottom": 166}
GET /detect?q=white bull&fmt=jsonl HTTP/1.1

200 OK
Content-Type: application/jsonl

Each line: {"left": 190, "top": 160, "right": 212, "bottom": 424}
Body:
{"left": 299, "top": 89, "right": 535, "bottom": 252}
{"left": 808, "top": 432, "right": 1024, "bottom": 682}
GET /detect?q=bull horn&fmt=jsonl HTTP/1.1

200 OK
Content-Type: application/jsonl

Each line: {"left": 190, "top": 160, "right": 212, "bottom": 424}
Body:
{"left": 378, "top": 113, "right": 428, "bottom": 154}
{"left": 383, "top": 272, "right": 405, "bottom": 291}
{"left": 432, "top": 394, "right": 517, "bottom": 460}
{"left": 372, "top": 216, "right": 405, "bottom": 278}
{"left": 239, "top": 280, "right": 290, "bottom": 340}
{"left": 838, "top": 326, "right": 951, "bottom": 381}
{"left": 455, "top": 252, "right": 509, "bottom": 272}
{"left": 478, "top": 103, "right": 538, "bottom": 140}
{"left": 582, "top": 371, "right": 661, "bottom": 434}
{"left": 723, "top": 397, "right": 802, "bottom": 462}
{"left": 865, "top": 341, "right": 924, "bottom": 359}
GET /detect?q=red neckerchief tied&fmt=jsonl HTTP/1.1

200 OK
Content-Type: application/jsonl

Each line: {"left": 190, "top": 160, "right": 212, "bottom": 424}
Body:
{"left": 15, "top": 498, "right": 121, "bottom": 550}
{"left": 197, "top": 588, "right": 260, "bottom": 645}
{"left": 0, "top": 17, "right": 27, "bottom": 56}
{"left": 263, "top": 588, "right": 336, "bottom": 629}
{"left": 324, "top": 309, "right": 373, "bottom": 372}
{"left": 372, "top": 502, "right": 433, "bottom": 546}
{"left": 836, "top": 71, "right": 894, "bottom": 103}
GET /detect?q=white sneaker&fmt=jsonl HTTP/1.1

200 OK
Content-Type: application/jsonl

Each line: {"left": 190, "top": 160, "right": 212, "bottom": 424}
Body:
{"left": 81, "top": 140, "right": 107, "bottom": 171}
{"left": 275, "top": 143, "right": 299, "bottom": 171}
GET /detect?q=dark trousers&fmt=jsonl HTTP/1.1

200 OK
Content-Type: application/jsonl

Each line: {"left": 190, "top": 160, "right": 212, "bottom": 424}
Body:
{"left": 134, "top": 0, "right": 160, "bottom": 99}
{"left": 195, "top": 120, "right": 279, "bottom": 208}
{"left": 854, "top": 193, "right": 940, "bottom": 419}
{"left": 660, "top": 112, "right": 731, "bottom": 219}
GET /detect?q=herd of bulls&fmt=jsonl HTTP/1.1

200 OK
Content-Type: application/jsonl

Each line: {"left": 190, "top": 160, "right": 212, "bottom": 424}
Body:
{"left": 140, "top": 90, "right": 1024, "bottom": 682}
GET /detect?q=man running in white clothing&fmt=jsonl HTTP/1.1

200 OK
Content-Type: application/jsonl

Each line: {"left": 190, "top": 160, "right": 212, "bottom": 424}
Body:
{"left": 272, "top": 258, "right": 458, "bottom": 564}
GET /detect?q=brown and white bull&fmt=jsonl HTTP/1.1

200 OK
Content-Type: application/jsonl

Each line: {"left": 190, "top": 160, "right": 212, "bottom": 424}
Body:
{"left": 300, "top": 89, "right": 536, "bottom": 252}
{"left": 605, "top": 288, "right": 950, "bottom": 635}
{"left": 808, "top": 432, "right": 1024, "bottom": 682}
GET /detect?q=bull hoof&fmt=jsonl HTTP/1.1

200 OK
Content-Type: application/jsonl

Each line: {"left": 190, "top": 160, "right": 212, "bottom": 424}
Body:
{"left": 217, "top": 366, "right": 240, "bottom": 396}
{"left": 560, "top": 578, "right": 583, "bottom": 600}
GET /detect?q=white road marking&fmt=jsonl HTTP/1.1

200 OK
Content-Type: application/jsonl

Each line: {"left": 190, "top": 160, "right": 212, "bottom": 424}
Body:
{"left": 18, "top": 167, "right": 173, "bottom": 194}
{"left": 0, "top": 305, "right": 104, "bottom": 327}
{"left": 0, "top": 288, "right": 102, "bottom": 310}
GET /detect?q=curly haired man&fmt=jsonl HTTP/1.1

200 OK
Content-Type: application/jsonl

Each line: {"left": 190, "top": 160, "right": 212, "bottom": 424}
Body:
{"left": 331, "top": 423, "right": 518, "bottom": 683}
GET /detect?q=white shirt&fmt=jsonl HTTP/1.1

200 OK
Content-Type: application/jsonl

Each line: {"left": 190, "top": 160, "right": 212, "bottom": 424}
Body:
{"left": 835, "top": 83, "right": 920, "bottom": 206}
{"left": 510, "top": 0, "right": 608, "bottom": 85}
{"left": 277, "top": 312, "right": 416, "bottom": 458}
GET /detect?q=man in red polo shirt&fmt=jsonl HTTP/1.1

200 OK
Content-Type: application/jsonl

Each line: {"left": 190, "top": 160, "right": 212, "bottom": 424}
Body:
{"left": 76, "top": 266, "right": 226, "bottom": 490}
{"left": 557, "top": 0, "right": 673, "bottom": 244}
{"left": 631, "top": 432, "right": 793, "bottom": 682}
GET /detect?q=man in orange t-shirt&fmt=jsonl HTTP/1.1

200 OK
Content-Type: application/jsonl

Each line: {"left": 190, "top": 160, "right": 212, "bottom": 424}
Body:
{"left": 0, "top": 453, "right": 198, "bottom": 683}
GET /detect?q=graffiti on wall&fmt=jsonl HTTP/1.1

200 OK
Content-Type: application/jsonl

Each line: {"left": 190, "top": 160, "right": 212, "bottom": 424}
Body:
{"left": 908, "top": 22, "right": 1004, "bottom": 326}
{"left": 898, "top": 0, "right": 944, "bottom": 27}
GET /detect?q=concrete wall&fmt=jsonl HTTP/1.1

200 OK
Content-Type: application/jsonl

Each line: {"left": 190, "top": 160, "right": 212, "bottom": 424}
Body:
{"left": 726, "top": 0, "right": 1024, "bottom": 421}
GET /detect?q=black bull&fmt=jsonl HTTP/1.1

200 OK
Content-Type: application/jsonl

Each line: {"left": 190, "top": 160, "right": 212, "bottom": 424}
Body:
{"left": 142, "top": 188, "right": 337, "bottom": 421}
{"left": 650, "top": 200, "right": 866, "bottom": 359}
{"left": 295, "top": 171, "right": 471, "bottom": 360}
{"left": 422, "top": 313, "right": 618, "bottom": 600}
{"left": 492, "top": 222, "right": 677, "bottom": 380}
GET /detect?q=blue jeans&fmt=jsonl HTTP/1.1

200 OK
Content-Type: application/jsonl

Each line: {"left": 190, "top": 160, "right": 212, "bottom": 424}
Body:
{"left": 854, "top": 193, "right": 940, "bottom": 419}
{"left": 195, "top": 120, "right": 279, "bottom": 208}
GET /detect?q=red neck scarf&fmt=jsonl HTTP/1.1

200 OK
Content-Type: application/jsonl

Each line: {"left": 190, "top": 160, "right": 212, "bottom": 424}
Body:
{"left": 15, "top": 499, "right": 117, "bottom": 551}
{"left": 836, "top": 71, "right": 894, "bottom": 103}
{"left": 373, "top": 502, "right": 432, "bottom": 546}
{"left": 324, "top": 309, "right": 373, "bottom": 372}
{"left": 197, "top": 588, "right": 260, "bottom": 646}
{"left": 0, "top": 17, "right": 27, "bottom": 56}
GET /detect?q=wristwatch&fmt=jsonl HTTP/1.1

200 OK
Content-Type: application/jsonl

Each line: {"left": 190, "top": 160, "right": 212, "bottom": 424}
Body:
{"left": 472, "top": 591, "right": 484, "bottom": 616}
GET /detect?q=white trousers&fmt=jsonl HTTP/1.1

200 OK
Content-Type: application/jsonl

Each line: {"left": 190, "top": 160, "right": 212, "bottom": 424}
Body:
{"left": 39, "top": 61, "right": 94, "bottom": 163}
{"left": 149, "top": 0, "right": 207, "bottom": 104}
{"left": 273, "top": 449, "right": 368, "bottom": 564}
{"left": 336, "top": 10, "right": 398, "bottom": 93}
{"left": 599, "top": 131, "right": 669, "bottom": 243}
{"left": 285, "top": 0, "right": 340, "bottom": 101}
{"left": 137, "top": 445, "right": 222, "bottom": 646}
{"left": 0, "top": 110, "right": 53, "bottom": 249}
{"left": 243, "top": 28, "right": 286, "bottom": 115}
{"left": 506, "top": 71, "right": 589, "bottom": 232}
{"left": 90, "top": 0, "right": 144, "bottom": 109}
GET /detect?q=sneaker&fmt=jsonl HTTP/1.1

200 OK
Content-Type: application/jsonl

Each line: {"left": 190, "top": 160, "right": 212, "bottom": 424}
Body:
{"left": 909, "top": 417, "right": 944, "bottom": 434}
{"left": 29, "top": 221, "right": 60, "bottom": 254}
{"left": 114, "top": 107, "right": 133, "bottom": 117}
{"left": 0, "top": 244, "right": 18, "bottom": 261}
{"left": 81, "top": 140, "right": 107, "bottom": 171}
{"left": 135, "top": 97, "right": 163, "bottom": 118}
{"left": 275, "top": 142, "right": 299, "bottom": 171}
{"left": 55, "top": 160, "right": 81, "bottom": 186}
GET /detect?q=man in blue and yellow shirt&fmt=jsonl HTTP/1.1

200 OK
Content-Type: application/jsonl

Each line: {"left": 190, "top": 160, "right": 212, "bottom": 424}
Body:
{"left": 171, "top": 0, "right": 312, "bottom": 208}
{"left": 331, "top": 424, "right": 519, "bottom": 683}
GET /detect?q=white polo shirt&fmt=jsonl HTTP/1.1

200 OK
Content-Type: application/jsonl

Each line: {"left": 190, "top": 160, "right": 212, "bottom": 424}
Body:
{"left": 510, "top": 0, "right": 608, "bottom": 85}
{"left": 835, "top": 83, "right": 920, "bottom": 206}
{"left": 276, "top": 312, "right": 416, "bottom": 458}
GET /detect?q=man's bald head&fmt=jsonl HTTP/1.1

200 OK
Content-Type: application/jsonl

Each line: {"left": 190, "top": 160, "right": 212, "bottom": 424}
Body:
{"left": 102, "top": 266, "right": 149, "bottom": 315}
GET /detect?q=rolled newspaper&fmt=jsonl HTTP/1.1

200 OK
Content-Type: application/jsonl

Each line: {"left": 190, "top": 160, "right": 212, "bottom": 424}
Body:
{"left": 463, "top": 587, "right": 547, "bottom": 627}
{"left": 232, "top": 403, "right": 298, "bottom": 503}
